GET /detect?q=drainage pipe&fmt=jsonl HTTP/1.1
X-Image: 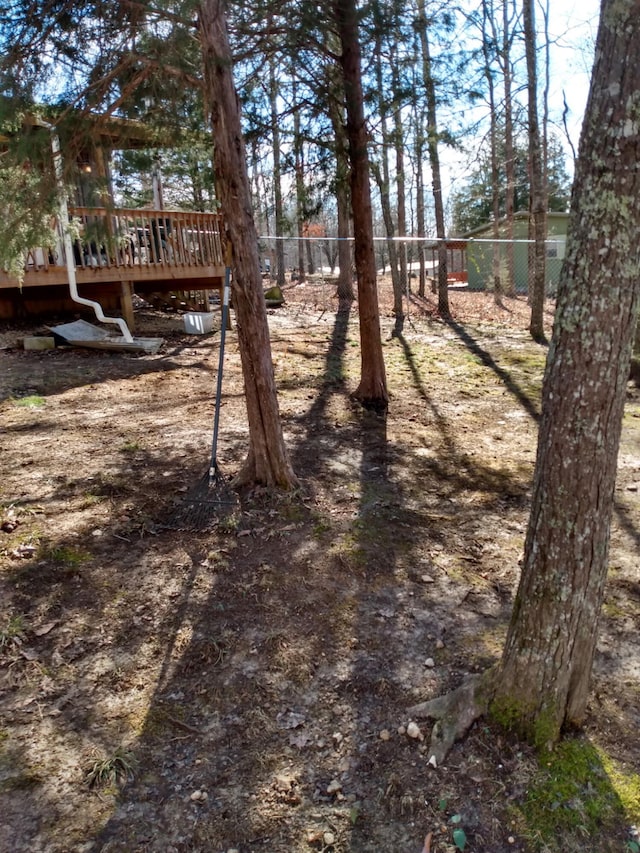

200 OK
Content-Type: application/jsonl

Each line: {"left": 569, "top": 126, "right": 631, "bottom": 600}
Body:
{"left": 48, "top": 126, "right": 134, "bottom": 342}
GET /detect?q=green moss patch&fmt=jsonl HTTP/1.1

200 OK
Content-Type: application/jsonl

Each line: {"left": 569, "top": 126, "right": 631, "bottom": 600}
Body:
{"left": 516, "top": 737, "right": 640, "bottom": 851}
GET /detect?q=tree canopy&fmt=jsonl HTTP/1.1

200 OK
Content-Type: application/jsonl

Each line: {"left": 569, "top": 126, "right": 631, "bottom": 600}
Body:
{"left": 451, "top": 131, "right": 572, "bottom": 234}
{"left": 0, "top": 0, "right": 584, "bottom": 270}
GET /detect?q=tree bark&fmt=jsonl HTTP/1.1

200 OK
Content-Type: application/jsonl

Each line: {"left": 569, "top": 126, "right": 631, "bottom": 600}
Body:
{"left": 327, "top": 82, "right": 354, "bottom": 305}
{"left": 482, "top": 0, "right": 503, "bottom": 305}
{"left": 417, "top": 0, "right": 449, "bottom": 318}
{"left": 371, "top": 18, "right": 402, "bottom": 331}
{"left": 391, "top": 41, "right": 408, "bottom": 304}
{"left": 268, "top": 55, "right": 286, "bottom": 288}
{"left": 293, "top": 95, "right": 307, "bottom": 283}
{"left": 523, "top": 0, "right": 547, "bottom": 341}
{"left": 415, "top": 120, "right": 427, "bottom": 298}
{"left": 502, "top": 0, "right": 516, "bottom": 296}
{"left": 371, "top": 159, "right": 401, "bottom": 318}
{"left": 198, "top": 0, "right": 297, "bottom": 489}
{"left": 492, "top": 0, "right": 640, "bottom": 749}
{"left": 334, "top": 0, "right": 388, "bottom": 409}
{"left": 335, "top": 171, "right": 354, "bottom": 306}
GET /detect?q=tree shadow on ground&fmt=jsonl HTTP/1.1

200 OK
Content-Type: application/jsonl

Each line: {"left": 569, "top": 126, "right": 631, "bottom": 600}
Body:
{"left": 3, "top": 306, "right": 636, "bottom": 852}
{"left": 0, "top": 350, "right": 211, "bottom": 403}
{"left": 443, "top": 318, "right": 542, "bottom": 422}
{"left": 83, "top": 309, "right": 531, "bottom": 851}
{"left": 614, "top": 498, "right": 640, "bottom": 549}
{"left": 395, "top": 331, "right": 531, "bottom": 498}
{"left": 290, "top": 305, "right": 352, "bottom": 479}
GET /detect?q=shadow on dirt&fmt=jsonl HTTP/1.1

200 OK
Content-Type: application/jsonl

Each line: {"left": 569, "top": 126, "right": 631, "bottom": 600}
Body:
{"left": 1, "top": 306, "right": 637, "bottom": 853}
{"left": 443, "top": 318, "right": 541, "bottom": 423}
{"left": 0, "top": 331, "right": 219, "bottom": 403}
{"left": 614, "top": 499, "right": 640, "bottom": 549}
{"left": 82, "top": 309, "right": 531, "bottom": 851}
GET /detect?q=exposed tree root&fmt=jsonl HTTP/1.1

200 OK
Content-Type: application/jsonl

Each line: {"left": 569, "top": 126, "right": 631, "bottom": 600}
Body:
{"left": 408, "top": 670, "right": 495, "bottom": 765}
{"left": 232, "top": 453, "right": 299, "bottom": 490}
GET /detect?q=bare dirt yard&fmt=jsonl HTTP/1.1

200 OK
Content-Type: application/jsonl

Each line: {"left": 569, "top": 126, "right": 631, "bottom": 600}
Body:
{"left": 1, "top": 283, "right": 639, "bottom": 853}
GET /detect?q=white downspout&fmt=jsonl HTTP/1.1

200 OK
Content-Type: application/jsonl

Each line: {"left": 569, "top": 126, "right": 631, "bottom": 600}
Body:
{"left": 48, "top": 125, "right": 134, "bottom": 342}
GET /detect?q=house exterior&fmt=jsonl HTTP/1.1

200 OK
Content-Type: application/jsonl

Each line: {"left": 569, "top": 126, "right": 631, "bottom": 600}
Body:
{"left": 0, "top": 113, "right": 225, "bottom": 327}
{"left": 463, "top": 211, "right": 570, "bottom": 295}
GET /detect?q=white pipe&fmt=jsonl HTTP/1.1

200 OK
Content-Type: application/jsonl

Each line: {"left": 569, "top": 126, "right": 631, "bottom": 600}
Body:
{"left": 48, "top": 126, "right": 134, "bottom": 342}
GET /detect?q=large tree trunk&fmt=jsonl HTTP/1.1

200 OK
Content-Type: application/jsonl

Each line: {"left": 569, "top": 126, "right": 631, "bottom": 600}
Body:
{"left": 198, "top": 0, "right": 297, "bottom": 489}
{"left": 334, "top": 0, "right": 388, "bottom": 409}
{"left": 491, "top": 0, "right": 640, "bottom": 749}
{"left": 523, "top": 0, "right": 547, "bottom": 341}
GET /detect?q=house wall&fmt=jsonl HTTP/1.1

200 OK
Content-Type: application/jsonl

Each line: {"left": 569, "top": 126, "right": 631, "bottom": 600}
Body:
{"left": 466, "top": 213, "right": 569, "bottom": 295}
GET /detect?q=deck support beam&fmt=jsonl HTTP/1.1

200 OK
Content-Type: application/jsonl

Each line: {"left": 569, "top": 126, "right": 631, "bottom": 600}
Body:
{"left": 120, "top": 281, "right": 135, "bottom": 333}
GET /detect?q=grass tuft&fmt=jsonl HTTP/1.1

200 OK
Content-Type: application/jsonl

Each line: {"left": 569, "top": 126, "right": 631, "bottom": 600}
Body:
{"left": 0, "top": 615, "right": 26, "bottom": 655}
{"left": 85, "top": 747, "right": 137, "bottom": 789}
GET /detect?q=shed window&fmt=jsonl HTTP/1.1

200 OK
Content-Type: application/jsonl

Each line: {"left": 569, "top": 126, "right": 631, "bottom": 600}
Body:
{"left": 546, "top": 239, "right": 566, "bottom": 260}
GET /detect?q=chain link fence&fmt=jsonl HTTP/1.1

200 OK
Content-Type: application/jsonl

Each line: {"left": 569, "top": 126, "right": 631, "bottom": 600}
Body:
{"left": 257, "top": 236, "right": 567, "bottom": 305}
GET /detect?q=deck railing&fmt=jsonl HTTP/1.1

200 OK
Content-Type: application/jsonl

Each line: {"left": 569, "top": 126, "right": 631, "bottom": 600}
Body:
{"left": 25, "top": 207, "right": 225, "bottom": 273}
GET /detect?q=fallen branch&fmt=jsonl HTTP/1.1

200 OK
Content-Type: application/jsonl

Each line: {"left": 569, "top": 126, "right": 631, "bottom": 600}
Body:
{"left": 165, "top": 714, "right": 202, "bottom": 735}
{"left": 408, "top": 670, "right": 495, "bottom": 765}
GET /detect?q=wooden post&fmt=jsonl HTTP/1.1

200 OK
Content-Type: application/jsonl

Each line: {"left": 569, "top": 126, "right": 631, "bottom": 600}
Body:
{"left": 120, "top": 281, "right": 135, "bottom": 332}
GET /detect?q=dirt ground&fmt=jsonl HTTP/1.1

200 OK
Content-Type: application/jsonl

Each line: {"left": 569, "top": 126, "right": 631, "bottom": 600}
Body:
{"left": 1, "top": 282, "right": 639, "bottom": 853}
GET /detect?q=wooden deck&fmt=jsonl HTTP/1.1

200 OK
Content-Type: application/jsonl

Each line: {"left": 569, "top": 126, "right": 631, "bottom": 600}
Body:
{"left": 0, "top": 207, "right": 226, "bottom": 326}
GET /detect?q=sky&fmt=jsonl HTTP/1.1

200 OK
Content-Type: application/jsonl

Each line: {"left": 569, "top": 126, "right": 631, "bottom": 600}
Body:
{"left": 443, "top": 0, "right": 601, "bottom": 207}
{"left": 545, "top": 0, "right": 601, "bottom": 151}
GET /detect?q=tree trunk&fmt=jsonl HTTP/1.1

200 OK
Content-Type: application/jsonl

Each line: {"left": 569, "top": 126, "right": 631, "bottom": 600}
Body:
{"left": 415, "top": 123, "right": 427, "bottom": 298}
{"left": 391, "top": 42, "right": 408, "bottom": 302}
{"left": 306, "top": 239, "right": 315, "bottom": 275}
{"left": 492, "top": 0, "right": 640, "bottom": 749}
{"left": 417, "top": 0, "right": 449, "bottom": 318}
{"left": 482, "top": 0, "right": 503, "bottom": 305}
{"left": 334, "top": 0, "right": 388, "bottom": 409}
{"left": 502, "top": 0, "right": 516, "bottom": 296}
{"left": 198, "top": 0, "right": 297, "bottom": 489}
{"left": 249, "top": 137, "right": 270, "bottom": 247}
{"left": 268, "top": 55, "right": 286, "bottom": 288}
{"left": 412, "top": 18, "right": 427, "bottom": 302}
{"left": 336, "top": 172, "right": 354, "bottom": 305}
{"left": 293, "top": 98, "right": 307, "bottom": 282}
{"left": 371, "top": 17, "right": 402, "bottom": 330}
{"left": 523, "top": 0, "right": 547, "bottom": 340}
{"left": 328, "top": 87, "right": 354, "bottom": 305}
{"left": 371, "top": 158, "right": 401, "bottom": 315}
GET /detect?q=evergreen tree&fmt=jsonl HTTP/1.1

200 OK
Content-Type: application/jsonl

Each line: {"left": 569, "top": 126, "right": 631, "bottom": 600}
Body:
{"left": 333, "top": 0, "right": 388, "bottom": 409}
{"left": 451, "top": 132, "right": 571, "bottom": 234}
